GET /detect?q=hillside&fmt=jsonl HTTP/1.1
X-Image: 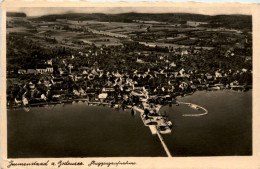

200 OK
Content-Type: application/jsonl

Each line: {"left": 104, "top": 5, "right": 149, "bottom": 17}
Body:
{"left": 31, "top": 13, "right": 252, "bottom": 30}
{"left": 7, "top": 12, "right": 27, "bottom": 17}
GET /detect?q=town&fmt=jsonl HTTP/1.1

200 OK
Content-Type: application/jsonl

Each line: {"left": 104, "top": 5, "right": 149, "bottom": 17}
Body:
{"left": 6, "top": 12, "right": 252, "bottom": 109}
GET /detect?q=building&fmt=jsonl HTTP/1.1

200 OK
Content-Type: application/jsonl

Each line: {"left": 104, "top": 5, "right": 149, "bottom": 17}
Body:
{"left": 36, "top": 65, "right": 48, "bottom": 74}
{"left": 18, "top": 69, "right": 26, "bottom": 74}
{"left": 46, "top": 66, "right": 54, "bottom": 73}
{"left": 102, "top": 87, "right": 115, "bottom": 93}
{"left": 27, "top": 69, "right": 37, "bottom": 74}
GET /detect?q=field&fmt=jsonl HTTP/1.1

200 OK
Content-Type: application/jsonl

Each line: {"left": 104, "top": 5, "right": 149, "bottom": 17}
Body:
{"left": 6, "top": 13, "right": 252, "bottom": 52}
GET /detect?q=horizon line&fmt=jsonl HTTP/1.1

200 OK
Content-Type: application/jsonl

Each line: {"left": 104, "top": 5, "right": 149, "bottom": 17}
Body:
{"left": 7, "top": 6, "right": 253, "bottom": 16}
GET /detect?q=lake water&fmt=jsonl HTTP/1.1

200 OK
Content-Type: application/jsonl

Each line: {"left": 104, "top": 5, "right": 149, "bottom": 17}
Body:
{"left": 7, "top": 90, "right": 252, "bottom": 158}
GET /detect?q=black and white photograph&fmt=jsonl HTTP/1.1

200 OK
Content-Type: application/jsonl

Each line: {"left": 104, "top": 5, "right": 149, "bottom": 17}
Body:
{"left": 1, "top": 2, "right": 259, "bottom": 168}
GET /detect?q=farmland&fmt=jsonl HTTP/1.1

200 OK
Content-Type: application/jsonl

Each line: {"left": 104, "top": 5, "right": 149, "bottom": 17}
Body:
{"left": 7, "top": 12, "right": 252, "bottom": 50}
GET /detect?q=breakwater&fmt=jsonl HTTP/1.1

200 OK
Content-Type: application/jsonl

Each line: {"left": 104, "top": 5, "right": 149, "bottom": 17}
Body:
{"left": 176, "top": 101, "right": 208, "bottom": 117}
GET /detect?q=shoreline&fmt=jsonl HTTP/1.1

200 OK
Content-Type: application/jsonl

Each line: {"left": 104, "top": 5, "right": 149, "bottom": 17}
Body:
{"left": 7, "top": 88, "right": 251, "bottom": 110}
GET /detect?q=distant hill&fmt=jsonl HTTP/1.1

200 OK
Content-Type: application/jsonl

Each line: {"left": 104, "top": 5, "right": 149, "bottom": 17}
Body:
{"left": 32, "top": 12, "right": 251, "bottom": 30}
{"left": 7, "top": 12, "right": 27, "bottom": 17}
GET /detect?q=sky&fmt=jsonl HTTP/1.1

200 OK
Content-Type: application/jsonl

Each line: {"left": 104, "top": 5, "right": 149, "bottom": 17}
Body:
{"left": 7, "top": 5, "right": 254, "bottom": 17}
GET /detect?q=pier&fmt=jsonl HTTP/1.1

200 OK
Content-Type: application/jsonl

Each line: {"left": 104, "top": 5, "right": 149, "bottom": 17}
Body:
{"left": 132, "top": 106, "right": 172, "bottom": 157}
{"left": 156, "top": 128, "right": 172, "bottom": 157}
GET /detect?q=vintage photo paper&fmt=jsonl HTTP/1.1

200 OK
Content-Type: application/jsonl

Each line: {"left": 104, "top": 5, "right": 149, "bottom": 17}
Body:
{"left": 1, "top": 1, "right": 260, "bottom": 169}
